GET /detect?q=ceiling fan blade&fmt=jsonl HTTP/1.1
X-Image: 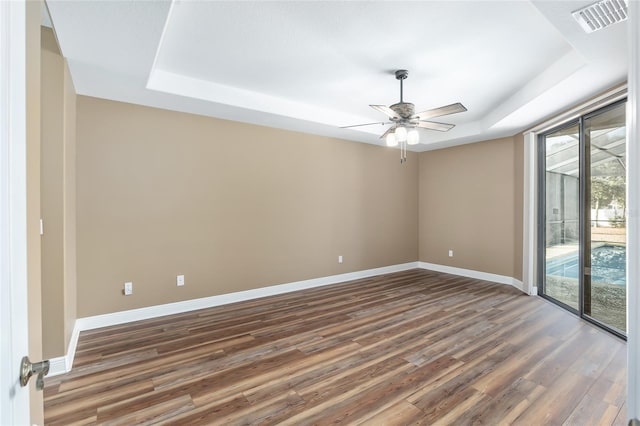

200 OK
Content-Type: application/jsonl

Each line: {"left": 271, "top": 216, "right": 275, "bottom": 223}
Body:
{"left": 380, "top": 126, "right": 396, "bottom": 139}
{"left": 414, "top": 103, "right": 467, "bottom": 120}
{"left": 340, "top": 121, "right": 389, "bottom": 129}
{"left": 417, "top": 121, "right": 455, "bottom": 132}
{"left": 370, "top": 105, "right": 401, "bottom": 120}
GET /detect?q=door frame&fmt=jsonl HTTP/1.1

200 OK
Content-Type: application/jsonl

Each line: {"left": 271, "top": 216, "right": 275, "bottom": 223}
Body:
{"left": 1, "top": 0, "right": 32, "bottom": 423}
{"left": 627, "top": 0, "right": 640, "bottom": 419}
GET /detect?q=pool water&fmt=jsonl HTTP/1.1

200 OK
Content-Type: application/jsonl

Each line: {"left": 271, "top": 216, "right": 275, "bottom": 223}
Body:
{"left": 546, "top": 244, "right": 626, "bottom": 286}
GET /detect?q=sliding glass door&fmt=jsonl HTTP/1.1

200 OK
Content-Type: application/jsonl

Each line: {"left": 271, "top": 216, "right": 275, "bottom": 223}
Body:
{"left": 542, "top": 123, "right": 580, "bottom": 312}
{"left": 584, "top": 102, "right": 627, "bottom": 332}
{"left": 539, "top": 100, "right": 627, "bottom": 336}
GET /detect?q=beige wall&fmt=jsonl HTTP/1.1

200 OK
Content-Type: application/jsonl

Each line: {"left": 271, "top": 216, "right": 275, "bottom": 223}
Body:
{"left": 40, "top": 27, "right": 77, "bottom": 358}
{"left": 63, "top": 51, "right": 77, "bottom": 354}
{"left": 513, "top": 133, "right": 524, "bottom": 281}
{"left": 76, "top": 96, "right": 418, "bottom": 317}
{"left": 41, "top": 27, "right": 64, "bottom": 358}
{"left": 418, "top": 136, "right": 523, "bottom": 280}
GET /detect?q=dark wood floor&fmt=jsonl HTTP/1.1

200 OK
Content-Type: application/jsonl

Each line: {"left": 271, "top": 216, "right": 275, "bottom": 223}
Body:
{"left": 44, "top": 269, "right": 627, "bottom": 425}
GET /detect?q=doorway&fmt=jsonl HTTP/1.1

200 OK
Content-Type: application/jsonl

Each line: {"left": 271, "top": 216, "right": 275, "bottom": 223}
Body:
{"left": 539, "top": 100, "right": 627, "bottom": 337}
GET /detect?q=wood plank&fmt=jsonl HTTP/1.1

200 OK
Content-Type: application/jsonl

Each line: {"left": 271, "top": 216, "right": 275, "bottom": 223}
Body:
{"left": 564, "top": 393, "right": 621, "bottom": 426}
{"left": 357, "top": 400, "right": 424, "bottom": 425}
{"left": 512, "top": 368, "right": 594, "bottom": 424}
{"left": 98, "top": 394, "right": 195, "bottom": 426}
{"left": 463, "top": 377, "right": 546, "bottom": 425}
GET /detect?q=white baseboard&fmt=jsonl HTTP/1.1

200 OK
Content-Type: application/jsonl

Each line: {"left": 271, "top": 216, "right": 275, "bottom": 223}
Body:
{"left": 418, "top": 262, "right": 525, "bottom": 293}
{"left": 48, "top": 321, "right": 82, "bottom": 377}
{"left": 76, "top": 262, "right": 420, "bottom": 332}
{"left": 52, "top": 261, "right": 524, "bottom": 376}
{"left": 47, "top": 357, "right": 67, "bottom": 377}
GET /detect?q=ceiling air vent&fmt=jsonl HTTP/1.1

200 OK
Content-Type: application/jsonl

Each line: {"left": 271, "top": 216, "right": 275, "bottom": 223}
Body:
{"left": 572, "top": 0, "right": 628, "bottom": 33}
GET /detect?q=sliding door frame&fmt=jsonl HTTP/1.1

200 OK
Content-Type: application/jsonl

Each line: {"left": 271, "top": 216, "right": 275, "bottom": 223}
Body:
{"left": 537, "top": 99, "right": 627, "bottom": 340}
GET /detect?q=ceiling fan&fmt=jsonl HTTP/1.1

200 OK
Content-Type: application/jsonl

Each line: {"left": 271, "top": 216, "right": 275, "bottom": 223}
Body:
{"left": 342, "top": 70, "right": 467, "bottom": 162}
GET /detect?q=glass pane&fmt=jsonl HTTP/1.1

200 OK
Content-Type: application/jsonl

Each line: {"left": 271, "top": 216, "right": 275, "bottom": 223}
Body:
{"left": 544, "top": 124, "right": 580, "bottom": 310}
{"left": 586, "top": 103, "right": 626, "bottom": 332}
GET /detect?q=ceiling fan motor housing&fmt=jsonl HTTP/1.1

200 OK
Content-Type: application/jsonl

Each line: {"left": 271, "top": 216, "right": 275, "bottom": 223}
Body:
{"left": 395, "top": 69, "right": 409, "bottom": 80}
{"left": 390, "top": 102, "right": 415, "bottom": 120}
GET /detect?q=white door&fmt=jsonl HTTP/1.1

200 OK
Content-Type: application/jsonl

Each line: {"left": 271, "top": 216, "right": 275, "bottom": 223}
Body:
{"left": 1, "top": 0, "right": 33, "bottom": 424}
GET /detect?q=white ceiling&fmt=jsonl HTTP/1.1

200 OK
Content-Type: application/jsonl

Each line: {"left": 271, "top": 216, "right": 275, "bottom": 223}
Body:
{"left": 46, "top": 0, "right": 628, "bottom": 152}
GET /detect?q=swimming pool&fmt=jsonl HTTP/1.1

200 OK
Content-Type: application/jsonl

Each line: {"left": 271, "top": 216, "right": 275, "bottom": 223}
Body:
{"left": 546, "top": 244, "right": 626, "bottom": 286}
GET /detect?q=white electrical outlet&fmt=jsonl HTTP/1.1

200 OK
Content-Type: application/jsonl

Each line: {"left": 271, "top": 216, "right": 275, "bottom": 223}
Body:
{"left": 338, "top": 255, "right": 343, "bottom": 264}
{"left": 177, "top": 275, "right": 185, "bottom": 286}
{"left": 124, "top": 281, "right": 133, "bottom": 296}
{"left": 448, "top": 249, "right": 454, "bottom": 257}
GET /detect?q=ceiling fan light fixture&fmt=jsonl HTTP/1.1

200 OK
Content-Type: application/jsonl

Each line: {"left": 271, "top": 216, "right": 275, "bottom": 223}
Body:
{"left": 395, "top": 126, "right": 407, "bottom": 142}
{"left": 407, "top": 129, "right": 420, "bottom": 145}
{"left": 386, "top": 132, "right": 398, "bottom": 147}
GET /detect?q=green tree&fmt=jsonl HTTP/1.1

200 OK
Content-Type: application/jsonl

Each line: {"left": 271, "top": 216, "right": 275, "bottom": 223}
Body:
{"left": 591, "top": 176, "right": 611, "bottom": 227}
{"left": 591, "top": 175, "right": 625, "bottom": 227}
